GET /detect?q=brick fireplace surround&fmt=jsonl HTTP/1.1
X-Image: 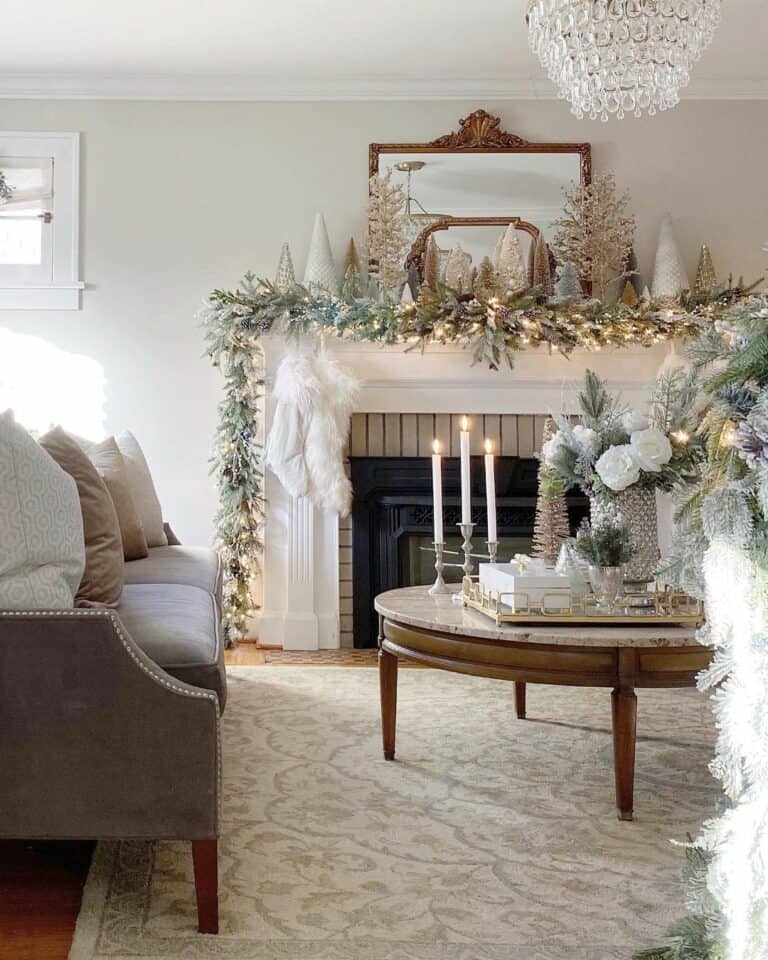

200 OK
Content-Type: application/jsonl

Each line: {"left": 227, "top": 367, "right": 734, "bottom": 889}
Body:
{"left": 254, "top": 337, "right": 673, "bottom": 650}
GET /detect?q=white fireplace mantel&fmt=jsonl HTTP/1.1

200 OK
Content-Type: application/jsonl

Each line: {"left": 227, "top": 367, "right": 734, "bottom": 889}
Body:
{"left": 252, "top": 336, "right": 676, "bottom": 648}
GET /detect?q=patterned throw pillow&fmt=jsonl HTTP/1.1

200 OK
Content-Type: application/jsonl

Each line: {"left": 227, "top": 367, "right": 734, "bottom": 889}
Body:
{"left": 0, "top": 410, "right": 85, "bottom": 609}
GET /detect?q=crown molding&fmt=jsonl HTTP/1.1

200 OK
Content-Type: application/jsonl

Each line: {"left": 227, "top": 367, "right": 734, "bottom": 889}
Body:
{"left": 0, "top": 72, "right": 765, "bottom": 102}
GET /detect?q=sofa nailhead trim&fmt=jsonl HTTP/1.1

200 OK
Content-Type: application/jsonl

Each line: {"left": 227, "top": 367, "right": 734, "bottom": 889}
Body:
{"left": 1, "top": 608, "right": 222, "bottom": 824}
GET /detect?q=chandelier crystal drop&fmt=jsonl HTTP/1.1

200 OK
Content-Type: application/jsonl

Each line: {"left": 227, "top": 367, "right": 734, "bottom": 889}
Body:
{"left": 526, "top": 0, "right": 723, "bottom": 121}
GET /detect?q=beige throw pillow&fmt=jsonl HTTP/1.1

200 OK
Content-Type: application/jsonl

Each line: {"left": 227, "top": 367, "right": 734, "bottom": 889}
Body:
{"left": 39, "top": 427, "right": 124, "bottom": 607}
{"left": 87, "top": 437, "right": 149, "bottom": 561}
{"left": 115, "top": 431, "right": 167, "bottom": 547}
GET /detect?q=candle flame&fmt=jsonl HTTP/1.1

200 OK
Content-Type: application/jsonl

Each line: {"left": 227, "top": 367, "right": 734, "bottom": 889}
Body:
{"left": 460, "top": 415, "right": 470, "bottom": 432}
{"left": 484, "top": 438, "right": 494, "bottom": 455}
{"left": 432, "top": 438, "right": 441, "bottom": 454}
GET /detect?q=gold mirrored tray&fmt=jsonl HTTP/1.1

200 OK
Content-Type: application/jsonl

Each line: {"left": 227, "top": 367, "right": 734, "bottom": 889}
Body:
{"left": 461, "top": 577, "right": 704, "bottom": 627}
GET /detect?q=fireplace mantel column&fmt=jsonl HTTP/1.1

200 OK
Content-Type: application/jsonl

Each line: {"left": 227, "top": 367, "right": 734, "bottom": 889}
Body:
{"left": 254, "top": 438, "right": 340, "bottom": 650}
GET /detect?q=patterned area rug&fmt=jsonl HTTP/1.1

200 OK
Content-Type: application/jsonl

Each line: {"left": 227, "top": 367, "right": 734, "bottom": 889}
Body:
{"left": 69, "top": 666, "right": 717, "bottom": 960}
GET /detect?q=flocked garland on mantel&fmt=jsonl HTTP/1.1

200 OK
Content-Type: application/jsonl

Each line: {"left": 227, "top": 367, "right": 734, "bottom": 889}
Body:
{"left": 202, "top": 273, "right": 756, "bottom": 641}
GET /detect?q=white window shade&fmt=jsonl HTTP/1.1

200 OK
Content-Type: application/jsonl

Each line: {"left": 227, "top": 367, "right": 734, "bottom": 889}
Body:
{"left": 0, "top": 132, "right": 82, "bottom": 310}
{"left": 0, "top": 157, "right": 53, "bottom": 218}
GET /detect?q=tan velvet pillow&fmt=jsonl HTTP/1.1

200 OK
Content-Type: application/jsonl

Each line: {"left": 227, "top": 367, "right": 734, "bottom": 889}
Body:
{"left": 39, "top": 427, "right": 124, "bottom": 607}
{"left": 87, "top": 437, "right": 149, "bottom": 561}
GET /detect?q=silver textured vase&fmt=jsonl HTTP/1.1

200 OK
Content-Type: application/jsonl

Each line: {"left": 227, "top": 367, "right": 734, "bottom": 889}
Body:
{"left": 591, "top": 487, "right": 659, "bottom": 584}
{"left": 588, "top": 565, "right": 625, "bottom": 612}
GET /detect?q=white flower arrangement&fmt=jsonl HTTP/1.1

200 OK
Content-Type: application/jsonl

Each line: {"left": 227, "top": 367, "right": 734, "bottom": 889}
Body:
{"left": 540, "top": 369, "right": 699, "bottom": 501}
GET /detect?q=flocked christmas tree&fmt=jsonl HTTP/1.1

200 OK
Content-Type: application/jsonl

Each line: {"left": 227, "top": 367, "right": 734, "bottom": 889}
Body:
{"left": 532, "top": 418, "right": 571, "bottom": 566}
{"left": 444, "top": 244, "right": 472, "bottom": 294}
{"left": 274, "top": 242, "right": 295, "bottom": 293}
{"left": 368, "top": 171, "right": 408, "bottom": 295}
{"left": 554, "top": 259, "right": 583, "bottom": 300}
{"left": 551, "top": 173, "right": 635, "bottom": 300}
{"left": 497, "top": 223, "right": 527, "bottom": 294}
{"left": 693, "top": 243, "right": 718, "bottom": 294}
{"left": 423, "top": 236, "right": 441, "bottom": 290}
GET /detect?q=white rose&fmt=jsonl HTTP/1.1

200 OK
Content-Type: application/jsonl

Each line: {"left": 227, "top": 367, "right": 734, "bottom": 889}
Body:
{"left": 630, "top": 427, "right": 673, "bottom": 473}
{"left": 595, "top": 444, "right": 641, "bottom": 491}
{"left": 622, "top": 409, "right": 649, "bottom": 433}
{"left": 541, "top": 432, "right": 566, "bottom": 466}
{"left": 572, "top": 424, "right": 599, "bottom": 455}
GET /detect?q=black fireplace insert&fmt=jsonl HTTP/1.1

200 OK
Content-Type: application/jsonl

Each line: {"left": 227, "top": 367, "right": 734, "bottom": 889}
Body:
{"left": 350, "top": 456, "right": 588, "bottom": 648}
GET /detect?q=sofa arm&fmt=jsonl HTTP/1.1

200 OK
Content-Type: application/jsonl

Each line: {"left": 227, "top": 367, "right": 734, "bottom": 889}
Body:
{"left": 164, "top": 521, "right": 182, "bottom": 545}
{"left": 0, "top": 609, "right": 220, "bottom": 841}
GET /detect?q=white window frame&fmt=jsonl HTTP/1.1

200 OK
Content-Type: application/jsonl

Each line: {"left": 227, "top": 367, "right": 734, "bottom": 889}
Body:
{"left": 0, "top": 131, "right": 83, "bottom": 310}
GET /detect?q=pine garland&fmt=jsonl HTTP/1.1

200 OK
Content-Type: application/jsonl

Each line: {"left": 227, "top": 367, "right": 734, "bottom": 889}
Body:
{"left": 201, "top": 272, "right": 756, "bottom": 643}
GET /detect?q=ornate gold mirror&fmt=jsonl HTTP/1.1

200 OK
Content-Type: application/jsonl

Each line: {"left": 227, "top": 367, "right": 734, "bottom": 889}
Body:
{"left": 369, "top": 110, "right": 591, "bottom": 284}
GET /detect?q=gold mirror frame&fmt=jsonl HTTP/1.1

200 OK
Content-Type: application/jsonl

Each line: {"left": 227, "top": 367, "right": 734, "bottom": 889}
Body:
{"left": 369, "top": 110, "right": 591, "bottom": 282}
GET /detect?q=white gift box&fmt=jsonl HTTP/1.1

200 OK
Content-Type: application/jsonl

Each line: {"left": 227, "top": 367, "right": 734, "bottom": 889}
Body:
{"left": 478, "top": 562, "right": 572, "bottom": 613}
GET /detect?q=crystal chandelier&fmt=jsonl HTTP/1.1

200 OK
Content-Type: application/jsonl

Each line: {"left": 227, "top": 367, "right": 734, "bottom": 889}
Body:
{"left": 526, "top": 0, "right": 723, "bottom": 121}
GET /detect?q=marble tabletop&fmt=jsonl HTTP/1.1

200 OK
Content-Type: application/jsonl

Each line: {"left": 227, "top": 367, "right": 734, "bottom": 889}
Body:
{"left": 374, "top": 586, "right": 702, "bottom": 649}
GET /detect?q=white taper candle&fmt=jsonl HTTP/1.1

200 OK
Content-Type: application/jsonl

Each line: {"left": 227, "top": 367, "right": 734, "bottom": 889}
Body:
{"left": 431, "top": 439, "right": 444, "bottom": 545}
{"left": 484, "top": 438, "right": 497, "bottom": 544}
{"left": 460, "top": 416, "right": 471, "bottom": 525}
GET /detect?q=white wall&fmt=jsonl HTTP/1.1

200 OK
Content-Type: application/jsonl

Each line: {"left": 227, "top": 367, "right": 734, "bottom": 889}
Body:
{"left": 0, "top": 99, "right": 765, "bottom": 544}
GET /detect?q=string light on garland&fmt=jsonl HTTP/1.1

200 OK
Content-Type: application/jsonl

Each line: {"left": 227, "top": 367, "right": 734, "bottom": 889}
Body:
{"left": 202, "top": 273, "right": 756, "bottom": 643}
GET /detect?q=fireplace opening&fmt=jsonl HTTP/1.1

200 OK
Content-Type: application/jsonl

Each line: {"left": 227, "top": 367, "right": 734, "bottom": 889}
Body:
{"left": 350, "top": 456, "right": 588, "bottom": 648}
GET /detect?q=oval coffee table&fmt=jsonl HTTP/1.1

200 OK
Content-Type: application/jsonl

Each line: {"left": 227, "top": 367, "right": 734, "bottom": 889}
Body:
{"left": 375, "top": 586, "right": 711, "bottom": 820}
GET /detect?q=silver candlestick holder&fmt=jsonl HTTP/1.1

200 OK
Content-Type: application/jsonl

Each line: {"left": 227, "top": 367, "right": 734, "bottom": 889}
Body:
{"left": 428, "top": 542, "right": 451, "bottom": 596}
{"left": 458, "top": 522, "right": 475, "bottom": 578}
{"left": 486, "top": 541, "right": 499, "bottom": 565}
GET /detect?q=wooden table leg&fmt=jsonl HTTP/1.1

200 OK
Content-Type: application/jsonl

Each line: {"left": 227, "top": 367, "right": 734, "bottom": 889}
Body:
{"left": 514, "top": 681, "right": 527, "bottom": 719}
{"left": 611, "top": 685, "right": 637, "bottom": 821}
{"left": 379, "top": 648, "right": 398, "bottom": 761}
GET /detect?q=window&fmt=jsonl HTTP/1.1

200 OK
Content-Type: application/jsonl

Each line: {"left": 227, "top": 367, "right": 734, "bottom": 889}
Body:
{"left": 0, "top": 132, "right": 82, "bottom": 309}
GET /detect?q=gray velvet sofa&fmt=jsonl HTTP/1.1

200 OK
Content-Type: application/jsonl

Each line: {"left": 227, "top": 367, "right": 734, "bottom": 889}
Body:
{"left": 0, "top": 525, "right": 225, "bottom": 934}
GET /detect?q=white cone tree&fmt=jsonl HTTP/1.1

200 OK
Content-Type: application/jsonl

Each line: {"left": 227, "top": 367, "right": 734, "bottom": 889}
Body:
{"left": 274, "top": 242, "right": 296, "bottom": 293}
{"left": 651, "top": 213, "right": 689, "bottom": 301}
{"left": 303, "top": 213, "right": 339, "bottom": 295}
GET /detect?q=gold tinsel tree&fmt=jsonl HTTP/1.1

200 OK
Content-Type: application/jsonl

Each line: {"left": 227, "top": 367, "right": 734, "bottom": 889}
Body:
{"left": 694, "top": 243, "right": 718, "bottom": 294}
{"left": 531, "top": 233, "right": 554, "bottom": 295}
{"left": 368, "top": 171, "right": 408, "bottom": 294}
{"left": 423, "top": 235, "right": 441, "bottom": 290}
{"left": 340, "top": 238, "right": 362, "bottom": 299}
{"left": 621, "top": 280, "right": 640, "bottom": 307}
{"left": 551, "top": 173, "right": 635, "bottom": 301}
{"left": 474, "top": 256, "right": 498, "bottom": 301}
{"left": 526, "top": 235, "right": 536, "bottom": 288}
{"left": 532, "top": 418, "right": 571, "bottom": 566}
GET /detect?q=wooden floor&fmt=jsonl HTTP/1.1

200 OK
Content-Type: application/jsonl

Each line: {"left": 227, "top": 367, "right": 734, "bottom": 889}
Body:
{"left": 0, "top": 647, "right": 376, "bottom": 960}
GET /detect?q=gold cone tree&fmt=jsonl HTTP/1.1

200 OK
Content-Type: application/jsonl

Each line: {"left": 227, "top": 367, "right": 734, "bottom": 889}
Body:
{"left": 532, "top": 418, "right": 571, "bottom": 566}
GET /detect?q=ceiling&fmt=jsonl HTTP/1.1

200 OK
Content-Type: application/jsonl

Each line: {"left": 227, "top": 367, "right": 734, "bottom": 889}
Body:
{"left": 1, "top": 0, "right": 766, "bottom": 100}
